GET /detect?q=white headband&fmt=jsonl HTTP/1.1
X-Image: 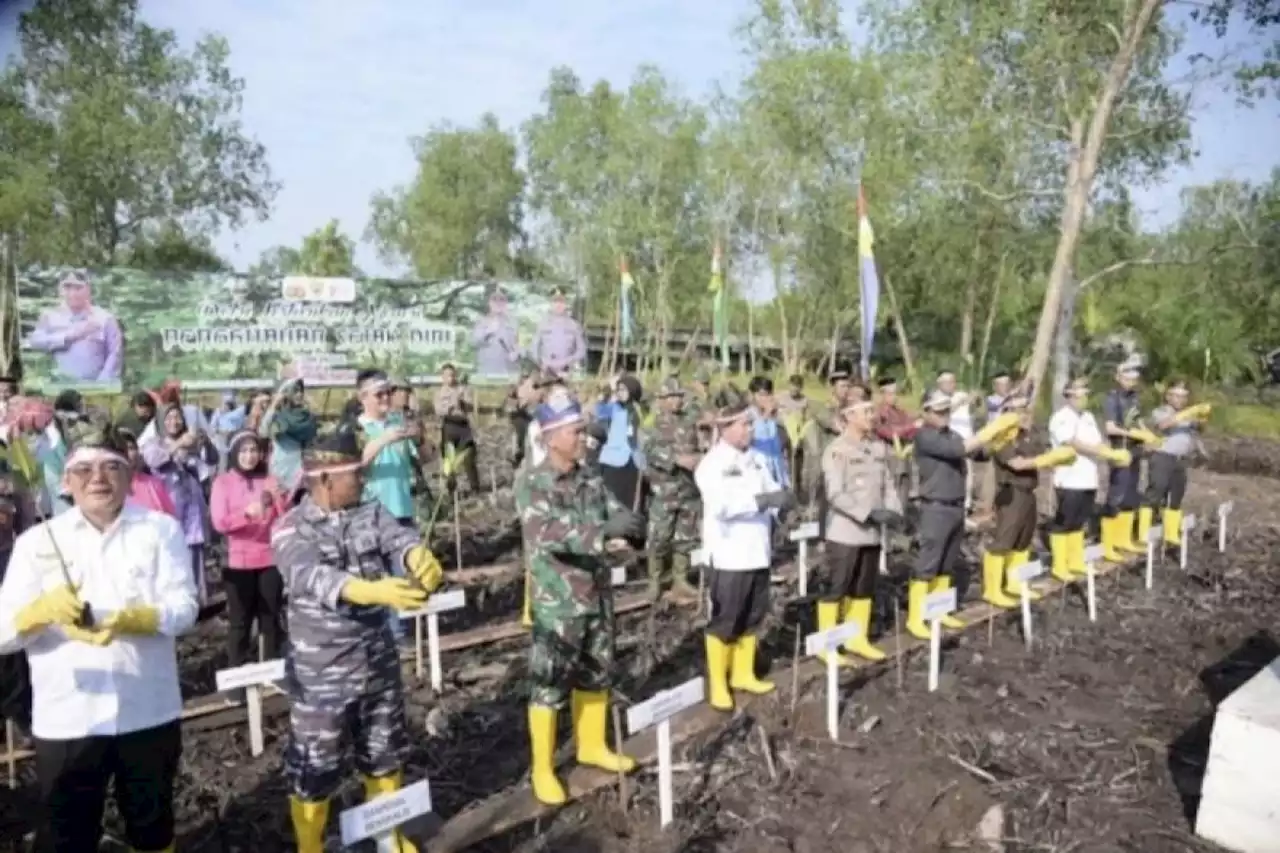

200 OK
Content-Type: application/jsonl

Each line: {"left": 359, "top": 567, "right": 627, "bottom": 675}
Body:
{"left": 65, "top": 447, "right": 127, "bottom": 468}
{"left": 303, "top": 461, "right": 362, "bottom": 477}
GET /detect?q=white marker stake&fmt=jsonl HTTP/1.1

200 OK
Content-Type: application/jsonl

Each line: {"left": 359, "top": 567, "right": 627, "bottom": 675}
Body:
{"left": 790, "top": 522, "right": 819, "bottom": 597}
{"left": 1015, "top": 560, "right": 1046, "bottom": 651}
{"left": 340, "top": 778, "right": 432, "bottom": 853}
{"left": 805, "top": 621, "right": 861, "bottom": 740}
{"left": 627, "top": 677, "right": 705, "bottom": 829}
{"left": 922, "top": 588, "right": 957, "bottom": 693}
{"left": 1218, "top": 501, "right": 1233, "bottom": 553}
{"left": 1145, "top": 526, "right": 1159, "bottom": 591}
{"left": 1181, "top": 514, "right": 1196, "bottom": 571}
{"left": 214, "top": 658, "right": 287, "bottom": 757}
{"left": 1085, "top": 561, "right": 1097, "bottom": 623}
{"left": 611, "top": 566, "right": 628, "bottom": 587}
{"left": 402, "top": 589, "right": 467, "bottom": 693}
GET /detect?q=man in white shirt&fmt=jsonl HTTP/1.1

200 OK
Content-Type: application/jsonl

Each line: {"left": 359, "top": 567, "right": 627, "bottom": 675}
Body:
{"left": 695, "top": 386, "right": 793, "bottom": 713}
{"left": 1047, "top": 378, "right": 1129, "bottom": 581}
{"left": 0, "top": 424, "right": 198, "bottom": 853}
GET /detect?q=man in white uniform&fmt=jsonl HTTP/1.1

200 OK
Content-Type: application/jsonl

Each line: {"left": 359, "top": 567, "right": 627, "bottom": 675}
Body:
{"left": 696, "top": 386, "right": 793, "bottom": 713}
{"left": 0, "top": 424, "right": 198, "bottom": 853}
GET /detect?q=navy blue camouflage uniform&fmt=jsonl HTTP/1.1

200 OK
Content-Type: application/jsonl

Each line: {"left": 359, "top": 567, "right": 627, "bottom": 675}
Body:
{"left": 1102, "top": 387, "right": 1143, "bottom": 516}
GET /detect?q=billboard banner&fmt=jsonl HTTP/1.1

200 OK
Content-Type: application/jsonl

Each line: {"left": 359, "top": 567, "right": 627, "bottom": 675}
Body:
{"left": 17, "top": 267, "right": 588, "bottom": 393}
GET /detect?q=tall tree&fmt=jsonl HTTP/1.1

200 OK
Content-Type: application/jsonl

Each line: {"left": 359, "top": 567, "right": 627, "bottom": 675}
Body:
{"left": 0, "top": 0, "right": 276, "bottom": 265}
{"left": 367, "top": 113, "right": 526, "bottom": 279}
{"left": 121, "top": 221, "right": 229, "bottom": 272}
{"left": 297, "top": 220, "right": 357, "bottom": 277}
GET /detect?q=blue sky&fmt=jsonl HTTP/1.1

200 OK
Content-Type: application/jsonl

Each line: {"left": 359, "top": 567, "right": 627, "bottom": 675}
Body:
{"left": 1, "top": 0, "right": 1276, "bottom": 281}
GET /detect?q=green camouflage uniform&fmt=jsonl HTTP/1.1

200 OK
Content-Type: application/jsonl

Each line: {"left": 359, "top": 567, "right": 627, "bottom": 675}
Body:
{"left": 639, "top": 394, "right": 701, "bottom": 596}
{"left": 514, "top": 457, "right": 629, "bottom": 709}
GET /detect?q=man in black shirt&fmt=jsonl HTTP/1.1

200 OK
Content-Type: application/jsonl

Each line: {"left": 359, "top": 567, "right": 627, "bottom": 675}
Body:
{"left": 1101, "top": 359, "right": 1147, "bottom": 561}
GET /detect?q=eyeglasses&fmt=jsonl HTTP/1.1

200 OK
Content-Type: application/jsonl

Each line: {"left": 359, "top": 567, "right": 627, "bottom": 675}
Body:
{"left": 66, "top": 460, "right": 129, "bottom": 479}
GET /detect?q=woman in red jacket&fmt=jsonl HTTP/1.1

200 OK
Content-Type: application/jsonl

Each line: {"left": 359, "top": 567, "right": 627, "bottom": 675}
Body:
{"left": 210, "top": 430, "right": 288, "bottom": 673}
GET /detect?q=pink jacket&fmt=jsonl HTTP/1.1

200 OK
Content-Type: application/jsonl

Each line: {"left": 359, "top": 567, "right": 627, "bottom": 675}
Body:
{"left": 210, "top": 470, "right": 286, "bottom": 570}
{"left": 128, "top": 472, "right": 177, "bottom": 518}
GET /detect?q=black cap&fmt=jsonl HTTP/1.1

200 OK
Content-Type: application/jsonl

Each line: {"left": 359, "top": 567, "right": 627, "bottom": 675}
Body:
{"left": 876, "top": 376, "right": 897, "bottom": 388}
{"left": 989, "top": 368, "right": 1011, "bottom": 381}
{"left": 303, "top": 424, "right": 362, "bottom": 470}
{"left": 828, "top": 368, "right": 850, "bottom": 383}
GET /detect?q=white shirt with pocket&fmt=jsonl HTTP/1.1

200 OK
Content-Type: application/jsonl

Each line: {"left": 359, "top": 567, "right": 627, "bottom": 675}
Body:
{"left": 695, "top": 441, "right": 779, "bottom": 572}
{"left": 0, "top": 505, "right": 199, "bottom": 740}
{"left": 1049, "top": 406, "right": 1102, "bottom": 491}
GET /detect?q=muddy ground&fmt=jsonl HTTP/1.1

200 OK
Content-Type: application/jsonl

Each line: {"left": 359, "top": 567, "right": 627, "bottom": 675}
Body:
{"left": 1, "top": 425, "right": 1278, "bottom": 853}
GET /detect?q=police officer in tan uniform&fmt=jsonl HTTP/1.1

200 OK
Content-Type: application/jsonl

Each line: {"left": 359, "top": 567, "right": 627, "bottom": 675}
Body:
{"left": 819, "top": 397, "right": 904, "bottom": 663}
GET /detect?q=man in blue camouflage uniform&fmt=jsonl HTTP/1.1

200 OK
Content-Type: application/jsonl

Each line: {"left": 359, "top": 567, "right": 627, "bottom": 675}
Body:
{"left": 1100, "top": 358, "right": 1149, "bottom": 562}
{"left": 514, "top": 387, "right": 643, "bottom": 805}
{"left": 638, "top": 377, "right": 702, "bottom": 603}
{"left": 273, "top": 425, "right": 445, "bottom": 853}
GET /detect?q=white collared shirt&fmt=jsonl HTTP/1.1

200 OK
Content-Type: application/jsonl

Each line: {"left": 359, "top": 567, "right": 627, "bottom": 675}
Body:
{"left": 1049, "top": 406, "right": 1102, "bottom": 490}
{"left": 695, "top": 440, "right": 778, "bottom": 572}
{"left": 0, "top": 504, "right": 199, "bottom": 740}
{"left": 949, "top": 393, "right": 974, "bottom": 439}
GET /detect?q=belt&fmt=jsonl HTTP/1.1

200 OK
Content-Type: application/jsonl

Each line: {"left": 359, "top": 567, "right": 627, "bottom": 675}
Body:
{"left": 920, "top": 498, "right": 964, "bottom": 508}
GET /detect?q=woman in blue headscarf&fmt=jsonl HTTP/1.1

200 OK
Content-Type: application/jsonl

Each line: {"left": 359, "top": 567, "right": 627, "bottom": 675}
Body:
{"left": 748, "top": 376, "right": 790, "bottom": 490}
{"left": 595, "top": 374, "right": 647, "bottom": 514}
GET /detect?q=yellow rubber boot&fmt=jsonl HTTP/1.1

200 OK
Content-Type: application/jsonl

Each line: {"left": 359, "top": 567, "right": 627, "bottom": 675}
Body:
{"left": 816, "top": 601, "right": 853, "bottom": 666}
{"left": 1049, "top": 533, "right": 1073, "bottom": 582}
{"left": 930, "top": 576, "right": 966, "bottom": 629}
{"left": 1069, "top": 530, "right": 1088, "bottom": 575}
{"left": 1163, "top": 508, "right": 1183, "bottom": 546}
{"left": 906, "top": 579, "right": 931, "bottom": 639}
{"left": 704, "top": 634, "right": 734, "bottom": 711}
{"left": 1117, "top": 510, "right": 1145, "bottom": 554}
{"left": 572, "top": 690, "right": 636, "bottom": 773}
{"left": 289, "top": 796, "right": 330, "bottom": 853}
{"left": 527, "top": 704, "right": 567, "bottom": 805}
{"left": 729, "top": 635, "right": 775, "bottom": 695}
{"left": 522, "top": 565, "right": 533, "bottom": 628}
{"left": 1137, "top": 507, "right": 1154, "bottom": 549}
{"left": 842, "top": 597, "right": 886, "bottom": 662}
{"left": 1004, "top": 550, "right": 1042, "bottom": 600}
{"left": 981, "top": 552, "right": 1018, "bottom": 609}
{"left": 1101, "top": 516, "right": 1124, "bottom": 563}
{"left": 363, "top": 772, "right": 419, "bottom": 853}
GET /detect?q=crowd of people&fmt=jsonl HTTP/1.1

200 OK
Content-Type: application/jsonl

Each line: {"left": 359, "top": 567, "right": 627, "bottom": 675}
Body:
{"left": 0, "top": 355, "right": 1212, "bottom": 851}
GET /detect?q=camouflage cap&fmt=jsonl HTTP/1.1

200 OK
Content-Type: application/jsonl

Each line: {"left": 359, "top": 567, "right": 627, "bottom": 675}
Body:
{"left": 303, "top": 424, "right": 363, "bottom": 473}
{"left": 64, "top": 422, "right": 131, "bottom": 466}
{"left": 692, "top": 363, "right": 713, "bottom": 384}
{"left": 657, "top": 376, "right": 685, "bottom": 398}
{"left": 712, "top": 384, "right": 752, "bottom": 424}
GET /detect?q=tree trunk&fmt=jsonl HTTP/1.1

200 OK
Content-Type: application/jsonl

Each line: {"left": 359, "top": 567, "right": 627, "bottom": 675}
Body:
{"left": 976, "top": 253, "right": 1006, "bottom": 384}
{"left": 960, "top": 242, "right": 980, "bottom": 381}
{"left": 1024, "top": 0, "right": 1162, "bottom": 401}
{"left": 1051, "top": 268, "right": 1079, "bottom": 403}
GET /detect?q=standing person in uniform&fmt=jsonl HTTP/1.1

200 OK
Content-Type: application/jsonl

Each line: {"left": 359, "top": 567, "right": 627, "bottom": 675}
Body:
{"left": 0, "top": 425, "right": 198, "bottom": 853}
{"left": 696, "top": 386, "right": 793, "bottom": 712}
{"left": 820, "top": 397, "right": 904, "bottom": 663}
{"left": 684, "top": 364, "right": 716, "bottom": 451}
{"left": 812, "top": 368, "right": 853, "bottom": 441}
{"left": 984, "top": 394, "right": 1077, "bottom": 605}
{"left": 908, "top": 391, "right": 1017, "bottom": 638}
{"left": 777, "top": 374, "right": 819, "bottom": 504}
{"left": 514, "top": 388, "right": 642, "bottom": 805}
{"left": 874, "top": 376, "right": 918, "bottom": 502}
{"left": 531, "top": 289, "right": 587, "bottom": 376}
{"left": 1140, "top": 381, "right": 1211, "bottom": 549}
{"left": 747, "top": 376, "right": 791, "bottom": 489}
{"left": 1047, "top": 378, "right": 1130, "bottom": 581}
{"left": 273, "top": 426, "right": 444, "bottom": 853}
{"left": 1101, "top": 359, "right": 1148, "bottom": 561}
{"left": 506, "top": 362, "right": 540, "bottom": 469}
{"left": 434, "top": 363, "right": 481, "bottom": 494}
{"left": 639, "top": 378, "right": 702, "bottom": 603}
{"left": 976, "top": 371, "right": 1014, "bottom": 517}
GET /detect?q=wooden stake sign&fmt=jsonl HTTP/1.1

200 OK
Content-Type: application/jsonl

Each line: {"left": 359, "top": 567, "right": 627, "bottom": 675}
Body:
{"left": 922, "top": 588, "right": 957, "bottom": 693}
{"left": 1013, "top": 560, "right": 1046, "bottom": 651}
{"left": 1181, "top": 514, "right": 1197, "bottom": 571}
{"left": 611, "top": 565, "right": 628, "bottom": 587}
{"left": 214, "top": 658, "right": 286, "bottom": 756}
{"left": 1146, "top": 524, "right": 1165, "bottom": 590}
{"left": 402, "top": 589, "right": 466, "bottom": 691}
{"left": 339, "top": 778, "right": 432, "bottom": 853}
{"left": 805, "top": 620, "right": 861, "bottom": 740}
{"left": 789, "top": 521, "right": 820, "bottom": 597}
{"left": 626, "top": 677, "right": 705, "bottom": 829}
{"left": 1218, "top": 501, "right": 1234, "bottom": 554}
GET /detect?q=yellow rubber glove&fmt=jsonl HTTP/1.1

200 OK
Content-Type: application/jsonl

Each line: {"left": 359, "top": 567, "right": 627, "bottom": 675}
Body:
{"left": 405, "top": 545, "right": 443, "bottom": 593}
{"left": 892, "top": 436, "right": 913, "bottom": 460}
{"left": 1101, "top": 447, "right": 1132, "bottom": 468}
{"left": 100, "top": 605, "right": 160, "bottom": 636}
{"left": 1175, "top": 403, "right": 1212, "bottom": 423}
{"left": 1128, "top": 427, "right": 1162, "bottom": 446}
{"left": 14, "top": 586, "right": 85, "bottom": 636}
{"left": 976, "top": 412, "right": 1020, "bottom": 444}
{"left": 341, "top": 577, "right": 427, "bottom": 611}
{"left": 61, "top": 625, "right": 114, "bottom": 646}
{"left": 1032, "top": 447, "right": 1077, "bottom": 469}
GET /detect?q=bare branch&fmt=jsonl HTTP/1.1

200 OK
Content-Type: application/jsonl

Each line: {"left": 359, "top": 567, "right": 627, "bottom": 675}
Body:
{"left": 938, "top": 179, "right": 1063, "bottom": 203}
{"left": 1078, "top": 242, "right": 1260, "bottom": 291}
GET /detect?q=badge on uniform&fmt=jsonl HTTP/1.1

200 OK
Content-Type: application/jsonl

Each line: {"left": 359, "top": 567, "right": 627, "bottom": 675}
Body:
{"left": 724, "top": 466, "right": 742, "bottom": 477}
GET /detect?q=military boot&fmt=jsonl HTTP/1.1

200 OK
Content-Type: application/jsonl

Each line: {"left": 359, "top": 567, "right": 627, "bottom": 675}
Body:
{"left": 646, "top": 552, "right": 666, "bottom": 602}
{"left": 666, "top": 552, "right": 699, "bottom": 604}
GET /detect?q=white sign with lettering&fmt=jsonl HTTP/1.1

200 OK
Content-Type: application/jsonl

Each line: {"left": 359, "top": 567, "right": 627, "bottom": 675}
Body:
{"left": 214, "top": 659, "right": 286, "bottom": 757}
{"left": 790, "top": 522, "right": 819, "bottom": 596}
{"left": 806, "top": 622, "right": 862, "bottom": 741}
{"left": 611, "top": 566, "right": 627, "bottom": 586}
{"left": 923, "top": 588, "right": 957, "bottom": 693}
{"left": 403, "top": 589, "right": 466, "bottom": 691}
{"left": 339, "top": 779, "right": 432, "bottom": 847}
{"left": 1013, "top": 561, "right": 1046, "bottom": 652}
{"left": 627, "top": 677, "right": 705, "bottom": 829}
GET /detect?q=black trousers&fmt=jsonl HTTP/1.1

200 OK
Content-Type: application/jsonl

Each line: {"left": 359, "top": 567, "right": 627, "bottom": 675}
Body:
{"left": 1144, "top": 452, "right": 1188, "bottom": 510}
{"left": 913, "top": 503, "right": 965, "bottom": 581}
{"left": 510, "top": 413, "right": 532, "bottom": 468}
{"left": 1104, "top": 457, "right": 1141, "bottom": 514}
{"left": 35, "top": 720, "right": 182, "bottom": 853}
{"left": 0, "top": 548, "right": 31, "bottom": 729}
{"left": 224, "top": 567, "right": 285, "bottom": 668}
{"left": 822, "top": 542, "right": 879, "bottom": 601}
{"left": 440, "top": 420, "right": 481, "bottom": 492}
{"left": 707, "top": 568, "right": 770, "bottom": 641}
{"left": 1053, "top": 488, "right": 1096, "bottom": 533}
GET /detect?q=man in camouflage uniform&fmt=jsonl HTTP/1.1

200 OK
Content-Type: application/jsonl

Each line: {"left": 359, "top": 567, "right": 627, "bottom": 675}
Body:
{"left": 514, "top": 387, "right": 643, "bottom": 805}
{"left": 273, "top": 425, "right": 445, "bottom": 853}
{"left": 639, "top": 378, "right": 702, "bottom": 603}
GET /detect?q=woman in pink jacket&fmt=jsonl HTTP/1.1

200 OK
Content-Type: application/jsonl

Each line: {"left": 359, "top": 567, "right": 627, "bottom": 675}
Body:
{"left": 119, "top": 428, "right": 178, "bottom": 517}
{"left": 210, "top": 430, "right": 288, "bottom": 672}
